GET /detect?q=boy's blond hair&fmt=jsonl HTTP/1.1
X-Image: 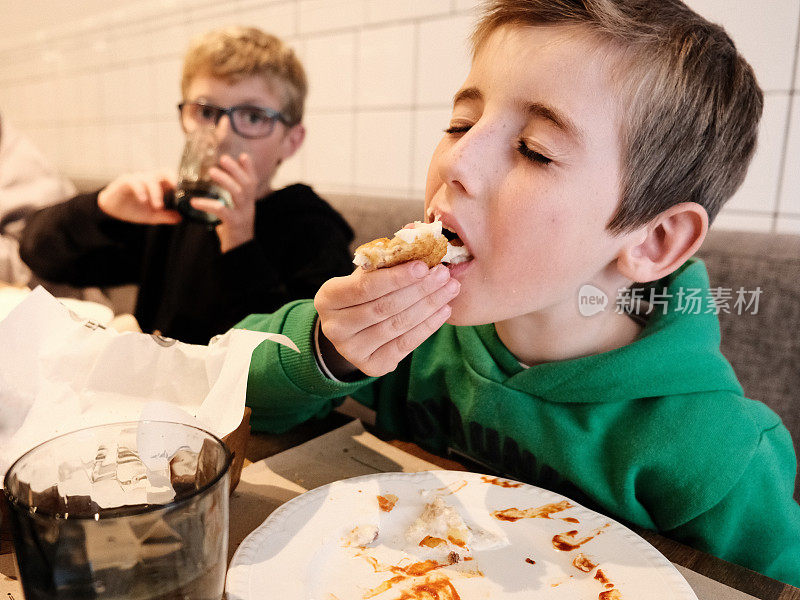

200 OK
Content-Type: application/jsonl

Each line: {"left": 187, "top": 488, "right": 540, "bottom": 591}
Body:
{"left": 474, "top": 0, "right": 763, "bottom": 232}
{"left": 181, "top": 26, "right": 307, "bottom": 126}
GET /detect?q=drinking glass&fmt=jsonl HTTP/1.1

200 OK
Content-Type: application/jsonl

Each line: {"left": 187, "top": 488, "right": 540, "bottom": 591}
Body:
{"left": 3, "top": 421, "right": 231, "bottom": 599}
{"left": 172, "top": 126, "right": 233, "bottom": 226}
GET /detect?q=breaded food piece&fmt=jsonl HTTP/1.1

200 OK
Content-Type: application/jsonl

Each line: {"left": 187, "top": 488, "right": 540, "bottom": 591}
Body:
{"left": 354, "top": 220, "right": 448, "bottom": 271}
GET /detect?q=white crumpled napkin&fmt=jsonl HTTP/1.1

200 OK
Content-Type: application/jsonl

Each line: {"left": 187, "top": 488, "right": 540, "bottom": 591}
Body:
{"left": 0, "top": 286, "right": 297, "bottom": 480}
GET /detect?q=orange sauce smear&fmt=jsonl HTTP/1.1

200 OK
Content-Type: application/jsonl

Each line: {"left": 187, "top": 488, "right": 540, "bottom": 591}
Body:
{"left": 434, "top": 480, "right": 468, "bottom": 495}
{"left": 572, "top": 553, "right": 597, "bottom": 573}
{"left": 594, "top": 568, "right": 615, "bottom": 589}
{"left": 361, "top": 554, "right": 466, "bottom": 599}
{"left": 419, "top": 536, "right": 446, "bottom": 548}
{"left": 447, "top": 535, "right": 467, "bottom": 549}
{"left": 397, "top": 574, "right": 462, "bottom": 600}
{"left": 377, "top": 494, "right": 399, "bottom": 512}
{"left": 480, "top": 476, "right": 523, "bottom": 488}
{"left": 552, "top": 523, "right": 610, "bottom": 552}
{"left": 492, "top": 500, "right": 574, "bottom": 522}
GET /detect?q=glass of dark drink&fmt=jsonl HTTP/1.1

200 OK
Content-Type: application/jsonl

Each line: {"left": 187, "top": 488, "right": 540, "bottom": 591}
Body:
{"left": 171, "top": 126, "right": 232, "bottom": 226}
{"left": 3, "top": 421, "right": 231, "bottom": 599}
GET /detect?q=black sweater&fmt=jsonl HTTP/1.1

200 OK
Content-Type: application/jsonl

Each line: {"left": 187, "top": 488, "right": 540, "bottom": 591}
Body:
{"left": 20, "top": 184, "right": 354, "bottom": 344}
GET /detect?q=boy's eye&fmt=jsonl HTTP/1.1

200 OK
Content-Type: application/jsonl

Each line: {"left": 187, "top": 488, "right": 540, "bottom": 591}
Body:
{"left": 517, "top": 140, "right": 552, "bottom": 165}
{"left": 199, "top": 105, "right": 218, "bottom": 121}
{"left": 239, "top": 108, "right": 269, "bottom": 125}
{"left": 444, "top": 124, "right": 472, "bottom": 135}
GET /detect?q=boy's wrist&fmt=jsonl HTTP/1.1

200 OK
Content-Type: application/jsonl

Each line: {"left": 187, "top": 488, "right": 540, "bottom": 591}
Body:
{"left": 313, "top": 318, "right": 362, "bottom": 382}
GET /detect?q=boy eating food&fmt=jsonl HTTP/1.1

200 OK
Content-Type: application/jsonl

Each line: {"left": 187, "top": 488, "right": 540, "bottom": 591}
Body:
{"left": 238, "top": 0, "right": 800, "bottom": 585}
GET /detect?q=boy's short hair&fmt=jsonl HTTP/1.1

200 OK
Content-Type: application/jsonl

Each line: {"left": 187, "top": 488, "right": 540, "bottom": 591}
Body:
{"left": 473, "top": 0, "right": 764, "bottom": 232}
{"left": 181, "top": 26, "right": 307, "bottom": 127}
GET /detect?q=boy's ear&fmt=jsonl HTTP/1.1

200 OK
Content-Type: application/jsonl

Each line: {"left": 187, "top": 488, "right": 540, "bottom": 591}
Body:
{"left": 279, "top": 123, "right": 305, "bottom": 162}
{"left": 616, "top": 202, "right": 709, "bottom": 283}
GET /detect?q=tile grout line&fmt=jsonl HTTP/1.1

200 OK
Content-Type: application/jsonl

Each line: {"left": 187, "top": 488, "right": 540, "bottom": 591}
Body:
{"left": 351, "top": 9, "right": 360, "bottom": 193}
{"left": 295, "top": 0, "right": 307, "bottom": 184}
{"left": 409, "top": 21, "right": 421, "bottom": 199}
{"left": 771, "top": 2, "right": 800, "bottom": 232}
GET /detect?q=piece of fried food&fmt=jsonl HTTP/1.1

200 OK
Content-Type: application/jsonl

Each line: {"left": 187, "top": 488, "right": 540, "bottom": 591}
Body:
{"left": 353, "top": 220, "right": 448, "bottom": 271}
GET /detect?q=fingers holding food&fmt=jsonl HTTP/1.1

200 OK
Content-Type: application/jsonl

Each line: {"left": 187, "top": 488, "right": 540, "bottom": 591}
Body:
{"left": 314, "top": 261, "right": 460, "bottom": 378}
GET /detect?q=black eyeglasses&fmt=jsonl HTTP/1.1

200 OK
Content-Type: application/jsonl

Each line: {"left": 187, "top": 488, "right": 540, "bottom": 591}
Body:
{"left": 178, "top": 101, "right": 291, "bottom": 139}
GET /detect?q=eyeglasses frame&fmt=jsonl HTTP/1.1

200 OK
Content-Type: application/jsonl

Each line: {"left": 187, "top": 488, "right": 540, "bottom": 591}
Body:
{"left": 177, "top": 100, "right": 292, "bottom": 139}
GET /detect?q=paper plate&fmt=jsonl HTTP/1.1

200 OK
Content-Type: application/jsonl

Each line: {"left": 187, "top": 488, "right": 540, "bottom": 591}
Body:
{"left": 227, "top": 470, "right": 697, "bottom": 600}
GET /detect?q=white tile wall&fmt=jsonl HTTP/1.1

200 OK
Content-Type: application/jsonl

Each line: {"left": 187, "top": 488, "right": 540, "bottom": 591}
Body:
{"left": 154, "top": 119, "right": 186, "bottom": 171}
{"left": 298, "top": 0, "right": 364, "bottom": 35}
{"left": 455, "top": 0, "right": 482, "bottom": 12}
{"left": 354, "top": 110, "right": 413, "bottom": 194}
{"left": 726, "top": 94, "right": 789, "bottom": 213}
{"left": 302, "top": 111, "right": 356, "bottom": 188}
{"left": 776, "top": 215, "right": 800, "bottom": 234}
{"left": 796, "top": 36, "right": 800, "bottom": 92}
{"left": 413, "top": 107, "right": 452, "bottom": 194}
{"left": 238, "top": 2, "right": 298, "bottom": 39}
{"left": 126, "top": 122, "right": 160, "bottom": 172}
{"left": 365, "top": 0, "right": 451, "bottom": 23}
{"left": 416, "top": 15, "right": 473, "bottom": 106}
{"left": 779, "top": 99, "right": 800, "bottom": 215}
{"left": 685, "top": 0, "right": 799, "bottom": 92}
{"left": 711, "top": 211, "right": 775, "bottom": 233}
{"left": 303, "top": 31, "right": 357, "bottom": 110}
{"left": 0, "top": 0, "right": 797, "bottom": 232}
{"left": 356, "top": 24, "right": 415, "bottom": 107}
{"left": 152, "top": 57, "right": 184, "bottom": 118}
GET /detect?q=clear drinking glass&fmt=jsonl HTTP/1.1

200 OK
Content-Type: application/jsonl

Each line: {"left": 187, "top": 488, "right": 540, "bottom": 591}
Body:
{"left": 3, "top": 421, "right": 231, "bottom": 600}
{"left": 172, "top": 126, "right": 233, "bottom": 226}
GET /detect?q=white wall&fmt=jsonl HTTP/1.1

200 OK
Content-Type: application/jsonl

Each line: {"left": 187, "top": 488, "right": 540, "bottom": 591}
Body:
{"left": 0, "top": 0, "right": 798, "bottom": 233}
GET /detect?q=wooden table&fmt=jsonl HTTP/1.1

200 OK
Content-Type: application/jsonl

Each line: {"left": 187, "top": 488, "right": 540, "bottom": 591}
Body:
{"left": 246, "top": 412, "right": 800, "bottom": 600}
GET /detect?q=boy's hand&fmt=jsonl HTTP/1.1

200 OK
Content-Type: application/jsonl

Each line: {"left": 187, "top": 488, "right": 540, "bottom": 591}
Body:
{"left": 97, "top": 171, "right": 181, "bottom": 224}
{"left": 314, "top": 261, "right": 460, "bottom": 378}
{"left": 191, "top": 153, "right": 259, "bottom": 253}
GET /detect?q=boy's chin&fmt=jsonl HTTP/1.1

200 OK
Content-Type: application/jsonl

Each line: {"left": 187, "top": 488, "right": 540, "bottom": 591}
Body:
{"left": 445, "top": 304, "right": 493, "bottom": 327}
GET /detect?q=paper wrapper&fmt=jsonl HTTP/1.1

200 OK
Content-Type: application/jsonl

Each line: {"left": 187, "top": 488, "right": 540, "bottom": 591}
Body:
{"left": 0, "top": 286, "right": 297, "bottom": 481}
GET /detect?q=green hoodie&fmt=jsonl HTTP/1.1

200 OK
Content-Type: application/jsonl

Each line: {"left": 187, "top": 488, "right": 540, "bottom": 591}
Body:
{"left": 238, "top": 258, "right": 800, "bottom": 586}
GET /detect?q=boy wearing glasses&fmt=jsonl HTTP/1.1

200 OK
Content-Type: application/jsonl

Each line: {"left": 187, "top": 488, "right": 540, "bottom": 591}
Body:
{"left": 19, "top": 27, "right": 353, "bottom": 344}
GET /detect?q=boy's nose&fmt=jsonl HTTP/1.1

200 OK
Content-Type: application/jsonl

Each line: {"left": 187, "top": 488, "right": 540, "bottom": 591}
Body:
{"left": 439, "top": 144, "right": 474, "bottom": 197}
{"left": 214, "top": 114, "right": 234, "bottom": 140}
{"left": 437, "top": 126, "right": 496, "bottom": 199}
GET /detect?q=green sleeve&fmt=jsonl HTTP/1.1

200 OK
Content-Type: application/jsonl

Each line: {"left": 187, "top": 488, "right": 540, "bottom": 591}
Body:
{"left": 663, "top": 422, "right": 800, "bottom": 587}
{"left": 236, "top": 300, "right": 376, "bottom": 433}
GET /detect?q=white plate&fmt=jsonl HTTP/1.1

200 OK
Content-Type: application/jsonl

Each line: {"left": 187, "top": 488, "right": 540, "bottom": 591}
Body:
{"left": 227, "top": 470, "right": 697, "bottom": 600}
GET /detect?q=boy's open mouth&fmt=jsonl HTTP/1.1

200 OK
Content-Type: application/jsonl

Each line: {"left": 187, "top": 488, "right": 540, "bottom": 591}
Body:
{"left": 442, "top": 228, "right": 459, "bottom": 243}
{"left": 441, "top": 225, "right": 473, "bottom": 265}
